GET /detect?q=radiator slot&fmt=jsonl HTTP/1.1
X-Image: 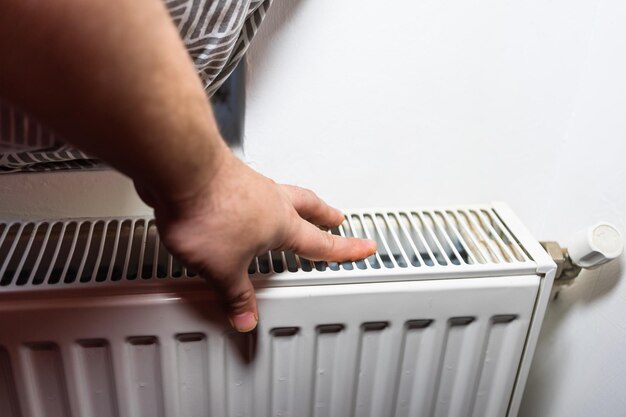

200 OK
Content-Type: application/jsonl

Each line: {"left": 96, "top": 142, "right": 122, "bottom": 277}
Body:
{"left": 365, "top": 214, "right": 402, "bottom": 268}
{"left": 411, "top": 212, "right": 451, "bottom": 266}
{"left": 79, "top": 221, "right": 105, "bottom": 283}
{"left": 110, "top": 220, "right": 131, "bottom": 281}
{"left": 126, "top": 220, "right": 147, "bottom": 280}
{"left": 96, "top": 221, "right": 117, "bottom": 282}
{"left": 64, "top": 222, "right": 91, "bottom": 284}
{"left": 283, "top": 250, "right": 300, "bottom": 273}
{"left": 339, "top": 221, "right": 369, "bottom": 270}
{"left": 478, "top": 209, "right": 529, "bottom": 262}
{"left": 300, "top": 256, "right": 315, "bottom": 272}
{"left": 349, "top": 214, "right": 383, "bottom": 269}
{"left": 31, "top": 222, "right": 62, "bottom": 285}
{"left": 398, "top": 213, "right": 437, "bottom": 266}
{"left": 257, "top": 252, "right": 271, "bottom": 274}
{"left": 0, "top": 223, "right": 29, "bottom": 286}
{"left": 15, "top": 223, "right": 48, "bottom": 285}
{"left": 423, "top": 212, "right": 463, "bottom": 265}
{"left": 46, "top": 222, "right": 74, "bottom": 284}
{"left": 445, "top": 211, "right": 488, "bottom": 264}
{"left": 270, "top": 250, "right": 286, "bottom": 273}
{"left": 140, "top": 222, "right": 158, "bottom": 279}
{"left": 386, "top": 213, "right": 422, "bottom": 267}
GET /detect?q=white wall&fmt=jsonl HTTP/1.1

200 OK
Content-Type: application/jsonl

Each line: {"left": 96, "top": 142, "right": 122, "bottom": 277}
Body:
{"left": 0, "top": 0, "right": 624, "bottom": 415}
{"left": 0, "top": 170, "right": 151, "bottom": 220}
{"left": 244, "top": 0, "right": 626, "bottom": 416}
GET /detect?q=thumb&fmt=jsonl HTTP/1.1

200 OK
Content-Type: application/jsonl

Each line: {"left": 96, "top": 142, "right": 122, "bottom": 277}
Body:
{"left": 209, "top": 267, "right": 259, "bottom": 333}
{"left": 288, "top": 218, "right": 376, "bottom": 261}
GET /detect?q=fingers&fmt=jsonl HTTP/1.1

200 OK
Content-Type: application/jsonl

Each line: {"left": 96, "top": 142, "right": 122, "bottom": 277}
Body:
{"left": 288, "top": 218, "right": 377, "bottom": 262}
{"left": 282, "top": 185, "right": 345, "bottom": 228}
{"left": 205, "top": 266, "right": 258, "bottom": 333}
{"left": 281, "top": 184, "right": 376, "bottom": 261}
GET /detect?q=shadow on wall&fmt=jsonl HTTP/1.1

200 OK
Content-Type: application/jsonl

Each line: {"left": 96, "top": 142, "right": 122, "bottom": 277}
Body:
{"left": 245, "top": 0, "right": 304, "bottom": 92}
{"left": 212, "top": 61, "right": 247, "bottom": 150}
{"left": 551, "top": 255, "right": 623, "bottom": 306}
{"left": 519, "top": 256, "right": 624, "bottom": 416}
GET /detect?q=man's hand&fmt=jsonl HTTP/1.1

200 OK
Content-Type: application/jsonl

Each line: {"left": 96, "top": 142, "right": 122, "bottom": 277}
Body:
{"left": 138, "top": 145, "right": 376, "bottom": 332}
{"left": 0, "top": 0, "right": 376, "bottom": 332}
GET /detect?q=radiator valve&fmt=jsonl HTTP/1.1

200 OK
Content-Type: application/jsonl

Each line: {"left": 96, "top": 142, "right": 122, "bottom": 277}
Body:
{"left": 541, "top": 223, "right": 623, "bottom": 282}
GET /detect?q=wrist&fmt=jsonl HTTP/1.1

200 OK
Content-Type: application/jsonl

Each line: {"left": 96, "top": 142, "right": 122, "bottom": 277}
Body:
{"left": 136, "top": 137, "right": 232, "bottom": 218}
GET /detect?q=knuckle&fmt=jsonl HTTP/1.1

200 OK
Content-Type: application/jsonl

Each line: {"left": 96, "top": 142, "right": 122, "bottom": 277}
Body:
{"left": 285, "top": 232, "right": 303, "bottom": 253}
{"left": 227, "top": 287, "right": 256, "bottom": 312}
{"left": 322, "top": 232, "right": 336, "bottom": 254}
{"left": 300, "top": 187, "right": 317, "bottom": 202}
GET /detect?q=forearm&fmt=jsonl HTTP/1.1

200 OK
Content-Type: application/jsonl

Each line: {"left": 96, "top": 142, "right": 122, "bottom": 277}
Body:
{"left": 0, "top": 0, "right": 224, "bottom": 202}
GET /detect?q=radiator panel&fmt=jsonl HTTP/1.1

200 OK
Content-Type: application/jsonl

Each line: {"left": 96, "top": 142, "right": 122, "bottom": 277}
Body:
{"left": 0, "top": 276, "right": 539, "bottom": 417}
{"left": 0, "top": 203, "right": 556, "bottom": 417}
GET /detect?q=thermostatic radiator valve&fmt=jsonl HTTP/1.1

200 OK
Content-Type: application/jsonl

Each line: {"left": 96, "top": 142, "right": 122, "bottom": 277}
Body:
{"left": 541, "top": 223, "right": 623, "bottom": 282}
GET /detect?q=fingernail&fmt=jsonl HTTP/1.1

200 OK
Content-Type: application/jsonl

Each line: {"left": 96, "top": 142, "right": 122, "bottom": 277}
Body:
{"left": 229, "top": 312, "right": 258, "bottom": 333}
{"left": 368, "top": 239, "right": 377, "bottom": 254}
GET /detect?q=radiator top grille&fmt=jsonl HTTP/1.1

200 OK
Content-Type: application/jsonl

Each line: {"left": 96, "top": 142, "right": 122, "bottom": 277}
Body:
{"left": 0, "top": 206, "right": 536, "bottom": 290}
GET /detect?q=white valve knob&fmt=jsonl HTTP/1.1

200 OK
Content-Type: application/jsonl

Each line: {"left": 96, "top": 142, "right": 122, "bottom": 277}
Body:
{"left": 567, "top": 223, "right": 623, "bottom": 269}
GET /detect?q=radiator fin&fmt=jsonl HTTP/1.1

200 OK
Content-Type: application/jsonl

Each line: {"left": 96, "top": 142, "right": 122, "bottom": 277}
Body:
{"left": 432, "top": 317, "right": 486, "bottom": 417}
{"left": 0, "top": 207, "right": 536, "bottom": 288}
{"left": 393, "top": 320, "right": 440, "bottom": 417}
{"left": 470, "top": 316, "right": 526, "bottom": 417}
{"left": 77, "top": 339, "right": 118, "bottom": 417}
{"left": 313, "top": 325, "right": 345, "bottom": 417}
{"left": 127, "top": 336, "right": 164, "bottom": 417}
{"left": 176, "top": 333, "right": 210, "bottom": 417}
{"left": 353, "top": 322, "right": 391, "bottom": 417}
{"left": 0, "top": 347, "right": 21, "bottom": 417}
{"left": 25, "top": 342, "right": 71, "bottom": 417}
{"left": 225, "top": 332, "right": 255, "bottom": 416}
{"left": 270, "top": 328, "right": 299, "bottom": 417}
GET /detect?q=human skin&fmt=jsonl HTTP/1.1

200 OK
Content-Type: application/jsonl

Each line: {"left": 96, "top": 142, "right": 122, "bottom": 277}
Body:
{"left": 0, "top": 0, "right": 376, "bottom": 332}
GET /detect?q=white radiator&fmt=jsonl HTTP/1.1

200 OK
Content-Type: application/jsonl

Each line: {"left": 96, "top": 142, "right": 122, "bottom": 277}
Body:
{"left": 0, "top": 203, "right": 557, "bottom": 417}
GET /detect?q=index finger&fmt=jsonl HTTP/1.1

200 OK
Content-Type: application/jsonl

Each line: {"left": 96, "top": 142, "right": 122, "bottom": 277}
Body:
{"left": 281, "top": 185, "right": 345, "bottom": 228}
